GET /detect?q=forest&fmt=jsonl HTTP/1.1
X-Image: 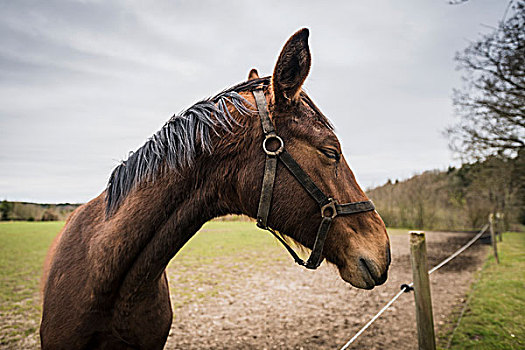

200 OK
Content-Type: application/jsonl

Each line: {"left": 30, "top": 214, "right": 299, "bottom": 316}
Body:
{"left": 0, "top": 201, "right": 79, "bottom": 221}
{"left": 368, "top": 151, "right": 524, "bottom": 230}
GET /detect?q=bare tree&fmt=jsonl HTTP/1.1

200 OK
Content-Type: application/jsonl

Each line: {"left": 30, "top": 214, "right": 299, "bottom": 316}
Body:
{"left": 447, "top": 1, "right": 525, "bottom": 160}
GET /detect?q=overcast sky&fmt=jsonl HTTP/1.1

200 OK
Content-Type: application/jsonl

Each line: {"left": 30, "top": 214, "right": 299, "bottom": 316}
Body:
{"left": 0, "top": 0, "right": 507, "bottom": 203}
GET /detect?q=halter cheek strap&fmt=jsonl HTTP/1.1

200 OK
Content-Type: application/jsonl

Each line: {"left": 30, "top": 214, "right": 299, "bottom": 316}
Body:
{"left": 253, "top": 88, "right": 375, "bottom": 270}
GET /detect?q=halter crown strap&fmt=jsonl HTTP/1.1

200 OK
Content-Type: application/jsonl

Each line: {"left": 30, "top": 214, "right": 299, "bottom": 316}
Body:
{"left": 253, "top": 89, "right": 275, "bottom": 135}
{"left": 252, "top": 87, "right": 375, "bottom": 270}
{"left": 254, "top": 89, "right": 278, "bottom": 229}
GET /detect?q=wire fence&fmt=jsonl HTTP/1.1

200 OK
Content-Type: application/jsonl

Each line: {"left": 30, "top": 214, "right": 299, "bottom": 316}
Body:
{"left": 339, "top": 224, "right": 489, "bottom": 350}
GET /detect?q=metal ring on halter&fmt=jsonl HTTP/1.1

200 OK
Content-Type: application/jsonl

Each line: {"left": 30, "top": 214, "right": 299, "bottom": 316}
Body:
{"left": 262, "top": 134, "right": 284, "bottom": 156}
{"left": 321, "top": 198, "right": 338, "bottom": 219}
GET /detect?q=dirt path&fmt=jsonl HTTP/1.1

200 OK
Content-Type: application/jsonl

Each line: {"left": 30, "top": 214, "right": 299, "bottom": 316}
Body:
{"left": 165, "top": 231, "right": 488, "bottom": 349}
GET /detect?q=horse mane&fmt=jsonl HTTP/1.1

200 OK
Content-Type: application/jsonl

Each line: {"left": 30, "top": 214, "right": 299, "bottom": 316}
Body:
{"left": 105, "top": 77, "right": 271, "bottom": 217}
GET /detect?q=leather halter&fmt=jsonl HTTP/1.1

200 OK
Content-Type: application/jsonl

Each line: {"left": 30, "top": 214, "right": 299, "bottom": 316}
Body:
{"left": 253, "top": 88, "right": 376, "bottom": 269}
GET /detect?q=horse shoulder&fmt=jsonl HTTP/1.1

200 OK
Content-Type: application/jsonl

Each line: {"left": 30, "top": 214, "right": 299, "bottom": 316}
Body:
{"left": 40, "top": 193, "right": 106, "bottom": 295}
{"left": 40, "top": 205, "right": 80, "bottom": 296}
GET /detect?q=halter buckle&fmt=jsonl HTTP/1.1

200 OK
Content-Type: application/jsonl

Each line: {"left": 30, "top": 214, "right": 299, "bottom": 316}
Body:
{"left": 321, "top": 198, "right": 338, "bottom": 219}
{"left": 262, "top": 134, "right": 284, "bottom": 156}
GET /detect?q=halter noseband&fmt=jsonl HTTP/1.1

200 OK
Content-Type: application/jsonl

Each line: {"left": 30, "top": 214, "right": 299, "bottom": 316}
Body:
{"left": 253, "top": 88, "right": 375, "bottom": 270}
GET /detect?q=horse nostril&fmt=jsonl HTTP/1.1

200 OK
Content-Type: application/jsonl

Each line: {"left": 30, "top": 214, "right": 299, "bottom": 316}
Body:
{"left": 359, "top": 258, "right": 379, "bottom": 283}
{"left": 359, "top": 257, "right": 388, "bottom": 286}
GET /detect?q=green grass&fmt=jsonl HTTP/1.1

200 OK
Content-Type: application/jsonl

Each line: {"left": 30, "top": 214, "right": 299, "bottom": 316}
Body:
{"left": 0, "top": 221, "right": 63, "bottom": 345}
{"left": 2, "top": 221, "right": 521, "bottom": 348}
{"left": 172, "top": 221, "right": 284, "bottom": 263}
{"left": 0, "top": 222, "right": 62, "bottom": 307}
{"left": 444, "top": 232, "right": 525, "bottom": 349}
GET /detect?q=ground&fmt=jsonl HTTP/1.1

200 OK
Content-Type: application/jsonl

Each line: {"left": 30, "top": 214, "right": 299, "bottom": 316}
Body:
{"left": 165, "top": 225, "right": 488, "bottom": 349}
{"left": 0, "top": 221, "right": 489, "bottom": 349}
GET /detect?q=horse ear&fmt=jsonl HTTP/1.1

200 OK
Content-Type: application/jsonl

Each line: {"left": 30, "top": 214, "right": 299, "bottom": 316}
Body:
{"left": 272, "top": 28, "right": 311, "bottom": 104}
{"left": 247, "top": 68, "right": 260, "bottom": 81}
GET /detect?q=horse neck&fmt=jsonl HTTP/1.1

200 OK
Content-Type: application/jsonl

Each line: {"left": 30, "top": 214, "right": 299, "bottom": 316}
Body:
{"left": 107, "top": 142, "right": 251, "bottom": 301}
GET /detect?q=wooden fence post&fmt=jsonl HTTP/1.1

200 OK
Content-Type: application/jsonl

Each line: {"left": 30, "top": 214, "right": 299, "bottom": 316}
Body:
{"left": 489, "top": 214, "right": 500, "bottom": 263}
{"left": 409, "top": 231, "right": 436, "bottom": 350}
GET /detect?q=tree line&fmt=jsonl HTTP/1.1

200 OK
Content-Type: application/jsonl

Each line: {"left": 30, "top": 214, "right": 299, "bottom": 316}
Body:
{"left": 0, "top": 201, "right": 80, "bottom": 222}
{"left": 368, "top": 151, "right": 524, "bottom": 231}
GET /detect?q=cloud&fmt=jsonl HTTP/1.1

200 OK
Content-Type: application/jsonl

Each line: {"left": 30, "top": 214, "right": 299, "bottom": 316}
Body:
{"left": 0, "top": 0, "right": 506, "bottom": 202}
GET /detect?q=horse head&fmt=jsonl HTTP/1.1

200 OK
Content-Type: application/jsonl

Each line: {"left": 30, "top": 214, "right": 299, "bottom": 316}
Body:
{"left": 231, "top": 29, "right": 390, "bottom": 289}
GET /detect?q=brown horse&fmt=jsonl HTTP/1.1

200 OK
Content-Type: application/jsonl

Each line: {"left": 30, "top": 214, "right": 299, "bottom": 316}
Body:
{"left": 40, "top": 28, "right": 390, "bottom": 349}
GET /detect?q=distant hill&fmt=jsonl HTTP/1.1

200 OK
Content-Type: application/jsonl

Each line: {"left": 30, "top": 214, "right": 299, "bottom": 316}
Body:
{"left": 0, "top": 201, "right": 81, "bottom": 221}
{"left": 367, "top": 154, "right": 524, "bottom": 231}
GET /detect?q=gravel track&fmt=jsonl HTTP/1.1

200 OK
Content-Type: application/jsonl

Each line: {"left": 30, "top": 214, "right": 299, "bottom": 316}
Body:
{"left": 166, "top": 231, "right": 488, "bottom": 349}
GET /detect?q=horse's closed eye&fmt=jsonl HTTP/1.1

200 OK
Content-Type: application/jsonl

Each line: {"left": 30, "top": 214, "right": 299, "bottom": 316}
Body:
{"left": 320, "top": 148, "right": 340, "bottom": 162}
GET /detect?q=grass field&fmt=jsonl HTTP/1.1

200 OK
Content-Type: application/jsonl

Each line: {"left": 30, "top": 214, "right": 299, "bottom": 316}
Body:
{"left": 445, "top": 232, "right": 525, "bottom": 349}
{"left": 0, "top": 220, "right": 285, "bottom": 347}
{"left": 0, "top": 221, "right": 63, "bottom": 346}
{"left": 0, "top": 221, "right": 523, "bottom": 349}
